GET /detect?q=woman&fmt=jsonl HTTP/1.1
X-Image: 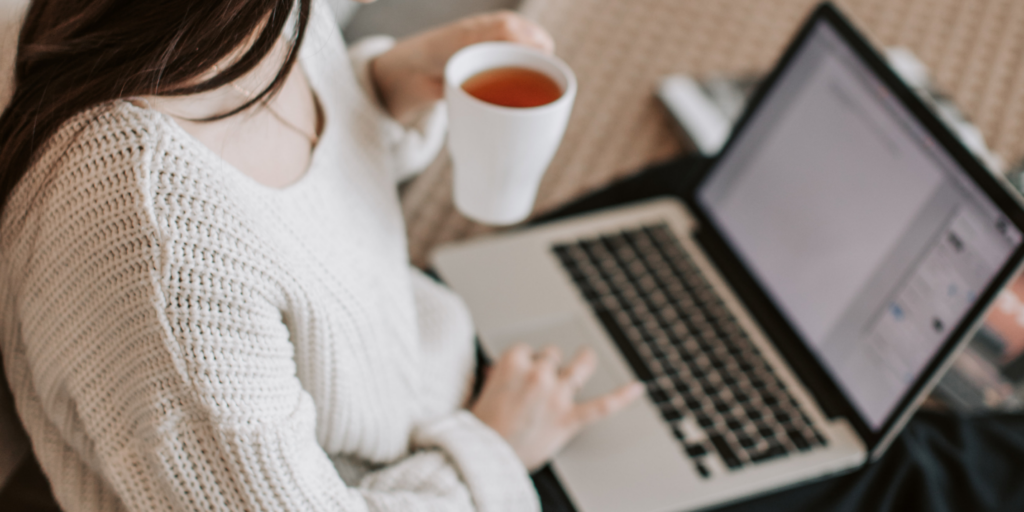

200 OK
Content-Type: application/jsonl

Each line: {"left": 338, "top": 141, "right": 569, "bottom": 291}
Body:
{"left": 0, "top": 0, "right": 642, "bottom": 510}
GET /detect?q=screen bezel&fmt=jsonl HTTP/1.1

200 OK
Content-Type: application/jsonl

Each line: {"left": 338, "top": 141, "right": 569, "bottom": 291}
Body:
{"left": 680, "top": 2, "right": 1024, "bottom": 452}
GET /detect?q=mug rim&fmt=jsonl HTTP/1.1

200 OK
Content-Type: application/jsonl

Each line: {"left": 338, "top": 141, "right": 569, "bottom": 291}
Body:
{"left": 444, "top": 41, "right": 578, "bottom": 115}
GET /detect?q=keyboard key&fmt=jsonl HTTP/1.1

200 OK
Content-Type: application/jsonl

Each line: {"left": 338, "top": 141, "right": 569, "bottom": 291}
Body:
{"left": 710, "top": 434, "right": 742, "bottom": 469}
{"left": 661, "top": 406, "right": 684, "bottom": 422}
{"left": 750, "top": 444, "right": 788, "bottom": 463}
{"left": 686, "top": 444, "right": 708, "bottom": 458}
{"left": 678, "top": 416, "right": 706, "bottom": 442}
{"left": 787, "top": 429, "right": 811, "bottom": 451}
{"left": 671, "top": 425, "right": 685, "bottom": 440}
{"left": 696, "top": 414, "right": 714, "bottom": 429}
{"left": 649, "top": 387, "right": 669, "bottom": 403}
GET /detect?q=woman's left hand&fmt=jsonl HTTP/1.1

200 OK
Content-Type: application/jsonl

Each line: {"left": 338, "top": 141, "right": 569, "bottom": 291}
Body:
{"left": 370, "top": 11, "right": 555, "bottom": 125}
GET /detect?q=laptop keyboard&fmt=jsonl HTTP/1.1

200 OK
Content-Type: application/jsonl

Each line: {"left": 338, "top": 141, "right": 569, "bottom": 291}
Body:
{"left": 553, "top": 224, "right": 826, "bottom": 478}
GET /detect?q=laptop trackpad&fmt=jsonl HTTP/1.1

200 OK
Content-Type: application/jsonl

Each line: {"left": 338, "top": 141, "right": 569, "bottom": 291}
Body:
{"left": 486, "top": 316, "right": 632, "bottom": 401}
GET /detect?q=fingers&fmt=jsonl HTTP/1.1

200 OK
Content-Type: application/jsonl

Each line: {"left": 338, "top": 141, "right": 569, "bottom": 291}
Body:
{"left": 499, "top": 344, "right": 560, "bottom": 383}
{"left": 497, "top": 11, "right": 555, "bottom": 53}
{"left": 493, "top": 344, "right": 535, "bottom": 389}
{"left": 559, "top": 348, "right": 598, "bottom": 391}
{"left": 572, "top": 381, "right": 645, "bottom": 426}
{"left": 505, "top": 343, "right": 534, "bottom": 364}
{"left": 467, "top": 11, "right": 555, "bottom": 53}
{"left": 533, "top": 345, "right": 562, "bottom": 367}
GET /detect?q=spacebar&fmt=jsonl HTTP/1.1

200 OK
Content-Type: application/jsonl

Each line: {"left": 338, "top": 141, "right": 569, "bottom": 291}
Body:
{"left": 593, "top": 308, "right": 653, "bottom": 382}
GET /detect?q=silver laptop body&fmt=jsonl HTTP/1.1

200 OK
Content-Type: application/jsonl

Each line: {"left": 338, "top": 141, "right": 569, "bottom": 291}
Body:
{"left": 432, "top": 4, "right": 1024, "bottom": 511}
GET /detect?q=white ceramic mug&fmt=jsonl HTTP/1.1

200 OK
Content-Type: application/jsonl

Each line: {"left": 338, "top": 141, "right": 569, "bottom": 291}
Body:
{"left": 444, "top": 42, "right": 577, "bottom": 225}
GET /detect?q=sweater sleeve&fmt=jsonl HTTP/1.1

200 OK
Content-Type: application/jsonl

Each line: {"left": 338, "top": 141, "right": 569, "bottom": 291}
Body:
{"left": 347, "top": 35, "right": 448, "bottom": 183}
{"left": 149, "top": 215, "right": 537, "bottom": 512}
{"left": 6, "top": 122, "right": 536, "bottom": 512}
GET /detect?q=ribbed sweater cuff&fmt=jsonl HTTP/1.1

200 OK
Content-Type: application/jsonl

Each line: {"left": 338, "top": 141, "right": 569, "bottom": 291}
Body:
{"left": 412, "top": 410, "right": 540, "bottom": 512}
{"left": 348, "top": 35, "right": 448, "bottom": 182}
{"left": 348, "top": 35, "right": 397, "bottom": 115}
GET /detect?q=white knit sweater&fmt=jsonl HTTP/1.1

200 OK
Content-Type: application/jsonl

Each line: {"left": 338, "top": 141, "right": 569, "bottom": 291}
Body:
{"left": 0, "top": 2, "right": 540, "bottom": 511}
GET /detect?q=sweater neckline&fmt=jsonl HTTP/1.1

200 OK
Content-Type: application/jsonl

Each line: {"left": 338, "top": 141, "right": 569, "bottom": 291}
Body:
{"left": 127, "top": 60, "right": 332, "bottom": 198}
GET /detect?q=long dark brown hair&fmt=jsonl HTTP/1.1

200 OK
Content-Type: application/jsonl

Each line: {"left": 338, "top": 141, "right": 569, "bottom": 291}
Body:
{"left": 0, "top": 0, "right": 312, "bottom": 223}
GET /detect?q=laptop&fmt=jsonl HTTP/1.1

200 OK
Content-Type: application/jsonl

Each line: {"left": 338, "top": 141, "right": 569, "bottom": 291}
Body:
{"left": 431, "top": 3, "right": 1024, "bottom": 511}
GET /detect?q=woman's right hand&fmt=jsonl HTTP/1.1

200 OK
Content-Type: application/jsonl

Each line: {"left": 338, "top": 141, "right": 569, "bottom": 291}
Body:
{"left": 371, "top": 11, "right": 554, "bottom": 125}
{"left": 470, "top": 344, "right": 645, "bottom": 471}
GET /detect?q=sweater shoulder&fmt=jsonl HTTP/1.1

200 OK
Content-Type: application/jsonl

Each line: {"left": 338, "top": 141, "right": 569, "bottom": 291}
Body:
{"left": 32, "top": 100, "right": 163, "bottom": 189}
{"left": 3, "top": 100, "right": 245, "bottom": 256}
{"left": 4, "top": 101, "right": 164, "bottom": 242}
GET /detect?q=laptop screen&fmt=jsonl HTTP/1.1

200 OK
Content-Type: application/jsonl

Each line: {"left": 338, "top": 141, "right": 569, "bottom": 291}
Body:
{"left": 697, "top": 20, "right": 1023, "bottom": 430}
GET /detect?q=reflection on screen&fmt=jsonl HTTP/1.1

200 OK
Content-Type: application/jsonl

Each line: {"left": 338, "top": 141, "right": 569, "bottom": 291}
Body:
{"left": 698, "top": 21, "right": 1022, "bottom": 429}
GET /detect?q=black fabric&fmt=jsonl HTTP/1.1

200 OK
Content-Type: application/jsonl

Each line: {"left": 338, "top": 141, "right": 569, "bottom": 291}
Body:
{"left": 523, "top": 153, "right": 1024, "bottom": 512}
{"left": 709, "top": 411, "right": 1024, "bottom": 512}
{"left": 0, "top": 454, "right": 62, "bottom": 512}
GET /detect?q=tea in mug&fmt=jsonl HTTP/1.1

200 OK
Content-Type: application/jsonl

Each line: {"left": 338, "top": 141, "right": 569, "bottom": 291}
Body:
{"left": 461, "top": 67, "right": 562, "bottom": 108}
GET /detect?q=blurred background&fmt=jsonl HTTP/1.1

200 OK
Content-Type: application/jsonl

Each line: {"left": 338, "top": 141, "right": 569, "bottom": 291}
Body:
{"left": 331, "top": 0, "right": 519, "bottom": 41}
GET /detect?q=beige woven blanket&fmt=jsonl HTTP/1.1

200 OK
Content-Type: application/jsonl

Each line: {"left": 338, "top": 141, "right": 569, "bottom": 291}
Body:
{"left": 402, "top": 0, "right": 1024, "bottom": 268}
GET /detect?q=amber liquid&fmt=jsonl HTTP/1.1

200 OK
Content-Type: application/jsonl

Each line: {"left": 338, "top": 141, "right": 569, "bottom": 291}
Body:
{"left": 461, "top": 67, "right": 562, "bottom": 108}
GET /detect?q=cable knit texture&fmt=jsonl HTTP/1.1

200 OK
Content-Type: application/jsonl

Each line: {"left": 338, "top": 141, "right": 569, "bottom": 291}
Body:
{"left": 0, "top": 1, "right": 539, "bottom": 511}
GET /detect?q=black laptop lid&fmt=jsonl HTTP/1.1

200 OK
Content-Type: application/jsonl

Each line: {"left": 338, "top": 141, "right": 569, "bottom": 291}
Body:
{"left": 687, "top": 3, "right": 1024, "bottom": 451}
